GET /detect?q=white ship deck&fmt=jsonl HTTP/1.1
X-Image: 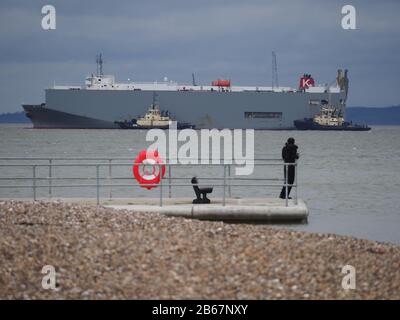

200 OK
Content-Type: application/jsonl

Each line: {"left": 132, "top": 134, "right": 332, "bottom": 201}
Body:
{"left": 51, "top": 74, "right": 340, "bottom": 93}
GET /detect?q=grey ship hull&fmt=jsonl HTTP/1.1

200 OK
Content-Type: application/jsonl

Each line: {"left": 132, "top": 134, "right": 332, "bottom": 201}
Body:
{"left": 23, "top": 104, "right": 118, "bottom": 129}
{"left": 23, "top": 89, "right": 346, "bottom": 129}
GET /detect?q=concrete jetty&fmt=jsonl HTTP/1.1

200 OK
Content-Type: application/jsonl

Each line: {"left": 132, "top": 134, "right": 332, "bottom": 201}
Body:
{"left": 0, "top": 197, "right": 309, "bottom": 223}
{"left": 106, "top": 197, "right": 309, "bottom": 223}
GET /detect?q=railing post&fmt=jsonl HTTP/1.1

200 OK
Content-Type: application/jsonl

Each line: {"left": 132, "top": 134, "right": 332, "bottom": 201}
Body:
{"left": 33, "top": 165, "right": 37, "bottom": 201}
{"left": 285, "top": 163, "right": 288, "bottom": 207}
{"left": 168, "top": 164, "right": 171, "bottom": 198}
{"left": 295, "top": 162, "right": 298, "bottom": 205}
{"left": 228, "top": 164, "right": 232, "bottom": 198}
{"left": 108, "top": 159, "right": 112, "bottom": 199}
{"left": 48, "top": 159, "right": 52, "bottom": 199}
{"left": 96, "top": 165, "right": 100, "bottom": 206}
{"left": 159, "top": 164, "right": 163, "bottom": 207}
{"left": 223, "top": 165, "right": 226, "bottom": 206}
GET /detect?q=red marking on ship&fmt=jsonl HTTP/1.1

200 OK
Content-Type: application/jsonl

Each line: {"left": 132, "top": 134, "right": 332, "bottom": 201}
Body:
{"left": 211, "top": 79, "right": 231, "bottom": 87}
{"left": 299, "top": 74, "right": 315, "bottom": 89}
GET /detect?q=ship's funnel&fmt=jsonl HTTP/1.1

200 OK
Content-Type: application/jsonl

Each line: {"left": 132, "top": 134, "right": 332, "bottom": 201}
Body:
{"left": 299, "top": 74, "right": 315, "bottom": 90}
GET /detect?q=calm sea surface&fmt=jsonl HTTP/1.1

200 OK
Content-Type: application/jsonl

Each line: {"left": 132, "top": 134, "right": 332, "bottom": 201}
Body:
{"left": 1, "top": 124, "right": 400, "bottom": 244}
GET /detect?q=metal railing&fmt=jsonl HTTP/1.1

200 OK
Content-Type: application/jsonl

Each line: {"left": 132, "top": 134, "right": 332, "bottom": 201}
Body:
{"left": 0, "top": 157, "right": 298, "bottom": 207}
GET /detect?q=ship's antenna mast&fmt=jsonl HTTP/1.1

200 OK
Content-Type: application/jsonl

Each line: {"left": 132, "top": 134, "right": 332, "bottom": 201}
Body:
{"left": 152, "top": 91, "right": 158, "bottom": 106}
{"left": 192, "top": 73, "right": 197, "bottom": 86}
{"left": 272, "top": 51, "right": 279, "bottom": 89}
{"left": 96, "top": 53, "right": 103, "bottom": 76}
{"left": 99, "top": 53, "right": 103, "bottom": 76}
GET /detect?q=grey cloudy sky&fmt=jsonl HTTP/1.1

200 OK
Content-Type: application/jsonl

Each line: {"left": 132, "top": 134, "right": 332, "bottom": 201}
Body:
{"left": 0, "top": 0, "right": 399, "bottom": 112}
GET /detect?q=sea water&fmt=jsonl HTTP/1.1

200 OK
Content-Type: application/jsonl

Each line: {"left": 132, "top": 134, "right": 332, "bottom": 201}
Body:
{"left": 1, "top": 124, "right": 399, "bottom": 244}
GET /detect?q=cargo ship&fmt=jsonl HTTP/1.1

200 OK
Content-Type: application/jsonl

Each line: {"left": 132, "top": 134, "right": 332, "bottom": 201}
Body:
{"left": 294, "top": 105, "right": 371, "bottom": 131}
{"left": 23, "top": 55, "right": 349, "bottom": 129}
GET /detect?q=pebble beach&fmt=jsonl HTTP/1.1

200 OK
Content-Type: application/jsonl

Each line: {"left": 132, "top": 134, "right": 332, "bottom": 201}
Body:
{"left": 0, "top": 200, "right": 399, "bottom": 299}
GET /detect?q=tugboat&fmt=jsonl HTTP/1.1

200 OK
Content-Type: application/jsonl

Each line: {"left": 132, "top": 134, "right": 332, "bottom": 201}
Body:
{"left": 114, "top": 118, "right": 138, "bottom": 129}
{"left": 114, "top": 93, "right": 195, "bottom": 129}
{"left": 294, "top": 106, "right": 371, "bottom": 131}
{"left": 135, "top": 104, "right": 173, "bottom": 129}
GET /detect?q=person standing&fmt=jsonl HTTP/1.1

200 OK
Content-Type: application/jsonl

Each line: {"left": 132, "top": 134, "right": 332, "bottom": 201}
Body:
{"left": 279, "top": 137, "right": 299, "bottom": 199}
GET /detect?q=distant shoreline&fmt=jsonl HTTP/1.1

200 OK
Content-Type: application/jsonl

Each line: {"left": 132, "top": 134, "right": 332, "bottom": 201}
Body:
{"left": 346, "top": 106, "right": 400, "bottom": 125}
{"left": 0, "top": 111, "right": 30, "bottom": 124}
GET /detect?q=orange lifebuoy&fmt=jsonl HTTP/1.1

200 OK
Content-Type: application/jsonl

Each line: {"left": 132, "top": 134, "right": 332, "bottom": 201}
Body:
{"left": 133, "top": 150, "right": 166, "bottom": 189}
